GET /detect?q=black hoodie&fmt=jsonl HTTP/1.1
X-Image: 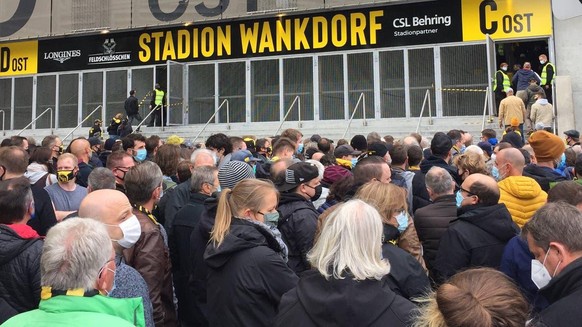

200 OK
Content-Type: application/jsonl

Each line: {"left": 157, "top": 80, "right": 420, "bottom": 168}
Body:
{"left": 204, "top": 218, "right": 298, "bottom": 327}
{"left": 0, "top": 225, "right": 43, "bottom": 323}
{"left": 433, "top": 204, "right": 519, "bottom": 283}
{"left": 276, "top": 270, "right": 416, "bottom": 327}
{"left": 523, "top": 164, "right": 567, "bottom": 192}
{"left": 419, "top": 155, "right": 461, "bottom": 186}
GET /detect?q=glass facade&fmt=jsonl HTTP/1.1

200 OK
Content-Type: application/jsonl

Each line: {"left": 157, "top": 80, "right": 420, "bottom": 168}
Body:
{"left": 0, "top": 43, "right": 491, "bottom": 132}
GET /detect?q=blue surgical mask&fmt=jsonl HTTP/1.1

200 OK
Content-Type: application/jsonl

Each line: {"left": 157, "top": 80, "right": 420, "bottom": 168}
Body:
{"left": 134, "top": 148, "right": 147, "bottom": 162}
{"left": 297, "top": 143, "right": 304, "bottom": 154}
{"left": 351, "top": 158, "right": 358, "bottom": 167}
{"left": 456, "top": 190, "right": 465, "bottom": 208}
{"left": 491, "top": 166, "right": 500, "bottom": 181}
{"left": 395, "top": 211, "right": 409, "bottom": 232}
{"left": 460, "top": 145, "right": 466, "bottom": 154}
{"left": 216, "top": 185, "right": 222, "bottom": 193}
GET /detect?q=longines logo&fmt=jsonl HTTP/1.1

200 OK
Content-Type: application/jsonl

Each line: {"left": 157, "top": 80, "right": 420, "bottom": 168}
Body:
{"left": 88, "top": 38, "right": 131, "bottom": 65}
{"left": 43, "top": 50, "right": 82, "bottom": 63}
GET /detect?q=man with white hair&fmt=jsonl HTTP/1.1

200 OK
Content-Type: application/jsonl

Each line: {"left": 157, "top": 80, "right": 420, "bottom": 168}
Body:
{"left": 2, "top": 219, "right": 145, "bottom": 326}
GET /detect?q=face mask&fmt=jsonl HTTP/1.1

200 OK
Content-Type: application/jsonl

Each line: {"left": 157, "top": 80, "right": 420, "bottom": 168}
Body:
{"left": 460, "top": 145, "right": 466, "bottom": 154}
{"left": 540, "top": 60, "right": 546, "bottom": 65}
{"left": 107, "top": 215, "right": 142, "bottom": 249}
{"left": 310, "top": 184, "right": 323, "bottom": 202}
{"left": 395, "top": 211, "right": 409, "bottom": 232}
{"left": 501, "top": 66, "right": 508, "bottom": 71}
{"left": 491, "top": 166, "right": 500, "bottom": 181}
{"left": 491, "top": 153, "right": 496, "bottom": 162}
{"left": 351, "top": 158, "right": 358, "bottom": 167}
{"left": 261, "top": 211, "right": 280, "bottom": 227}
{"left": 159, "top": 185, "right": 164, "bottom": 199}
{"left": 57, "top": 170, "right": 75, "bottom": 183}
{"left": 297, "top": 143, "right": 304, "bottom": 154}
{"left": 531, "top": 258, "right": 552, "bottom": 289}
{"left": 216, "top": 185, "right": 222, "bottom": 193}
{"left": 134, "top": 148, "right": 147, "bottom": 162}
{"left": 266, "top": 147, "right": 272, "bottom": 154}
{"left": 455, "top": 190, "right": 466, "bottom": 208}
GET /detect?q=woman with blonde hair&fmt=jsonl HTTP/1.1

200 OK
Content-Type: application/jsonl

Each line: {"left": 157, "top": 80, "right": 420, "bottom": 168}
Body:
{"left": 276, "top": 200, "right": 416, "bottom": 327}
{"left": 354, "top": 182, "right": 430, "bottom": 300}
{"left": 453, "top": 151, "right": 489, "bottom": 181}
{"left": 204, "top": 179, "right": 298, "bottom": 327}
{"left": 413, "top": 268, "right": 530, "bottom": 327}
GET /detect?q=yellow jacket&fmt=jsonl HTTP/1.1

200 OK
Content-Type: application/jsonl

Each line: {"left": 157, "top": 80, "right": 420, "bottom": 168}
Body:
{"left": 498, "top": 176, "right": 547, "bottom": 228}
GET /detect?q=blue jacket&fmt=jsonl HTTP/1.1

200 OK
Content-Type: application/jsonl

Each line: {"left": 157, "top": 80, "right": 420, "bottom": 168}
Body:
{"left": 512, "top": 69, "right": 541, "bottom": 91}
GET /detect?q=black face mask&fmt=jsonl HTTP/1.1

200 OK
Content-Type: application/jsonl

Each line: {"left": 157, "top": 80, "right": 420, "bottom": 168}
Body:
{"left": 310, "top": 184, "right": 323, "bottom": 202}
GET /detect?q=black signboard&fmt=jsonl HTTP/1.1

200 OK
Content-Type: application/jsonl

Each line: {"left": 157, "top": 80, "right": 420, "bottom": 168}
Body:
{"left": 37, "top": 1, "right": 463, "bottom": 73}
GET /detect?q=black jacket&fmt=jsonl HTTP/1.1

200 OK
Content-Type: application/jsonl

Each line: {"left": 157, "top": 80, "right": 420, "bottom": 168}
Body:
{"left": 414, "top": 194, "right": 457, "bottom": 273}
{"left": 434, "top": 204, "right": 519, "bottom": 282}
{"left": 410, "top": 169, "right": 431, "bottom": 212}
{"left": 28, "top": 184, "right": 57, "bottom": 236}
{"left": 534, "top": 257, "right": 582, "bottom": 326}
{"left": 278, "top": 192, "right": 320, "bottom": 274}
{"left": 170, "top": 192, "right": 209, "bottom": 327}
{"left": 124, "top": 95, "right": 139, "bottom": 116}
{"left": 382, "top": 241, "right": 431, "bottom": 301}
{"left": 204, "top": 218, "right": 298, "bottom": 327}
{"left": 0, "top": 225, "right": 43, "bottom": 324}
{"left": 276, "top": 270, "right": 415, "bottom": 327}
{"left": 523, "top": 164, "right": 568, "bottom": 192}
{"left": 419, "top": 155, "right": 461, "bottom": 186}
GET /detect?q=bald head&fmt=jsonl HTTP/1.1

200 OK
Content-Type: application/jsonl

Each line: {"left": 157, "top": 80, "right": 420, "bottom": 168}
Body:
{"left": 462, "top": 173, "right": 500, "bottom": 206}
{"left": 70, "top": 138, "right": 91, "bottom": 161}
{"left": 311, "top": 152, "right": 324, "bottom": 162}
{"left": 79, "top": 190, "right": 134, "bottom": 252}
{"left": 497, "top": 148, "right": 525, "bottom": 176}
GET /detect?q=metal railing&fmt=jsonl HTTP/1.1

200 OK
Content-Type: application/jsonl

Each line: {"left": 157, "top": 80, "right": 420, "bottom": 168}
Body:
{"left": 193, "top": 99, "right": 230, "bottom": 143}
{"left": 0, "top": 110, "right": 5, "bottom": 136}
{"left": 133, "top": 104, "right": 161, "bottom": 133}
{"left": 62, "top": 105, "right": 102, "bottom": 142}
{"left": 275, "top": 96, "right": 301, "bottom": 135}
{"left": 415, "top": 89, "right": 433, "bottom": 134}
{"left": 342, "top": 93, "right": 367, "bottom": 139}
{"left": 481, "top": 87, "right": 492, "bottom": 131}
{"left": 17, "top": 107, "right": 53, "bottom": 136}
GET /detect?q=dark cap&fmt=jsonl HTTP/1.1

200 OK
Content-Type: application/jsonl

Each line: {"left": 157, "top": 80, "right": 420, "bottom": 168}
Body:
{"left": 367, "top": 142, "right": 390, "bottom": 158}
{"left": 350, "top": 135, "right": 367, "bottom": 151}
{"left": 104, "top": 138, "right": 117, "bottom": 151}
{"left": 431, "top": 132, "right": 453, "bottom": 156}
{"left": 334, "top": 145, "right": 361, "bottom": 158}
{"left": 88, "top": 137, "right": 102, "bottom": 147}
{"left": 276, "top": 162, "right": 319, "bottom": 192}
{"left": 477, "top": 141, "right": 493, "bottom": 157}
{"left": 231, "top": 150, "right": 261, "bottom": 163}
{"left": 564, "top": 130, "right": 580, "bottom": 139}
{"left": 310, "top": 134, "right": 322, "bottom": 142}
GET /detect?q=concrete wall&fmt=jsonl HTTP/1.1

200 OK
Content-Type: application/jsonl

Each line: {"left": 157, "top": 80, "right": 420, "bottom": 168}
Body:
{"left": 554, "top": 15, "right": 582, "bottom": 131}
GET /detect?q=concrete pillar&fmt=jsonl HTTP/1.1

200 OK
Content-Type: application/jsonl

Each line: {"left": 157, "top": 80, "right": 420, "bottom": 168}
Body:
{"left": 555, "top": 75, "right": 575, "bottom": 135}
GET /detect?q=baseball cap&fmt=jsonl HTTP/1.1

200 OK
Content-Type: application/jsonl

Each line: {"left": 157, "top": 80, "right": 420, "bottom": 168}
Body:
{"left": 231, "top": 150, "right": 261, "bottom": 163}
{"left": 166, "top": 135, "right": 185, "bottom": 146}
{"left": 334, "top": 145, "right": 361, "bottom": 158}
{"left": 276, "top": 162, "right": 319, "bottom": 192}
{"left": 367, "top": 142, "right": 390, "bottom": 158}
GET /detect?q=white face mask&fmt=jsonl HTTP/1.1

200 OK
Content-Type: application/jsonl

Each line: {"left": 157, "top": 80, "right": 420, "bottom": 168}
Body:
{"left": 501, "top": 66, "right": 508, "bottom": 71}
{"left": 531, "top": 248, "right": 561, "bottom": 289}
{"left": 107, "top": 214, "right": 142, "bottom": 248}
{"left": 540, "top": 60, "right": 546, "bottom": 65}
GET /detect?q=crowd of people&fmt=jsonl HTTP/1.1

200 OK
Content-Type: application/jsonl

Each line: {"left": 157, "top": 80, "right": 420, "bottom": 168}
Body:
{"left": 1, "top": 123, "right": 582, "bottom": 326}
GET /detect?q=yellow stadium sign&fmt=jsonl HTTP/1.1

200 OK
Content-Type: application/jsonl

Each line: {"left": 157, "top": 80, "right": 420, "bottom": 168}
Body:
{"left": 462, "top": 0, "right": 552, "bottom": 41}
{"left": 0, "top": 40, "right": 37, "bottom": 77}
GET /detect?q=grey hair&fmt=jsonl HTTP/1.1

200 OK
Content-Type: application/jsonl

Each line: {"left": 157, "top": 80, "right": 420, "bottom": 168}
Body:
{"left": 41, "top": 218, "right": 112, "bottom": 290}
{"left": 523, "top": 202, "right": 582, "bottom": 252}
{"left": 88, "top": 167, "right": 116, "bottom": 191}
{"left": 124, "top": 161, "right": 163, "bottom": 205}
{"left": 306, "top": 159, "right": 325, "bottom": 179}
{"left": 190, "top": 148, "right": 217, "bottom": 166}
{"left": 308, "top": 199, "right": 390, "bottom": 281}
{"left": 425, "top": 166, "right": 454, "bottom": 196}
{"left": 190, "top": 166, "right": 218, "bottom": 193}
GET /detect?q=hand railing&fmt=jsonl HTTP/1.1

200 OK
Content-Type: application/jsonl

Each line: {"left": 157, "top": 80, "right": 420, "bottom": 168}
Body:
{"left": 481, "top": 87, "right": 492, "bottom": 131}
{"left": 133, "top": 104, "right": 161, "bottom": 133}
{"left": 415, "top": 89, "right": 433, "bottom": 134}
{"left": 342, "top": 93, "right": 367, "bottom": 139}
{"left": 62, "top": 105, "right": 102, "bottom": 142}
{"left": 0, "top": 110, "right": 5, "bottom": 136}
{"left": 193, "top": 99, "right": 229, "bottom": 143}
{"left": 17, "top": 107, "right": 53, "bottom": 136}
{"left": 275, "top": 96, "right": 301, "bottom": 135}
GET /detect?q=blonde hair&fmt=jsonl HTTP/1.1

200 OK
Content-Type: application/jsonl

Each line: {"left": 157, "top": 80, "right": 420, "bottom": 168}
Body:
{"left": 354, "top": 182, "right": 407, "bottom": 225}
{"left": 210, "top": 179, "right": 278, "bottom": 246}
{"left": 453, "top": 151, "right": 488, "bottom": 176}
{"left": 412, "top": 268, "right": 529, "bottom": 327}
{"left": 308, "top": 199, "right": 390, "bottom": 281}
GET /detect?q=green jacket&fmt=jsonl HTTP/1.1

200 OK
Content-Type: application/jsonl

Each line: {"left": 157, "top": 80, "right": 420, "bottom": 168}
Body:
{"left": 2, "top": 294, "right": 145, "bottom": 327}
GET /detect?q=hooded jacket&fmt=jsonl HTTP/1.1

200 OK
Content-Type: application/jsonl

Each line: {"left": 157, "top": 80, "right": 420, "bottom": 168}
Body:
{"left": 434, "top": 204, "right": 519, "bottom": 282}
{"left": 498, "top": 176, "right": 548, "bottom": 227}
{"left": 420, "top": 155, "right": 461, "bottom": 186}
{"left": 523, "top": 164, "right": 567, "bottom": 192}
{"left": 275, "top": 270, "right": 416, "bottom": 327}
{"left": 278, "top": 192, "right": 320, "bottom": 274}
{"left": 530, "top": 99, "right": 554, "bottom": 128}
{"left": 204, "top": 218, "right": 298, "bottom": 327}
{"left": 0, "top": 224, "right": 42, "bottom": 324}
{"left": 534, "top": 257, "right": 582, "bottom": 326}
{"left": 513, "top": 69, "right": 541, "bottom": 91}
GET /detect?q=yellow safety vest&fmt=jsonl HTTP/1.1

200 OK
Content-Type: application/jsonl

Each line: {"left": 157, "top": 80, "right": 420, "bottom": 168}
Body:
{"left": 493, "top": 70, "right": 511, "bottom": 92}
{"left": 154, "top": 89, "right": 165, "bottom": 105}
{"left": 541, "top": 63, "right": 555, "bottom": 85}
